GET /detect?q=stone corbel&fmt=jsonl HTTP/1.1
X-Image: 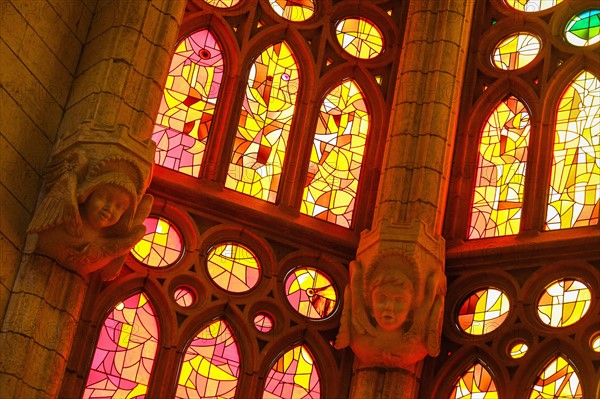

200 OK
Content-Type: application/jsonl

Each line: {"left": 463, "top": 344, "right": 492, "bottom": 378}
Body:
{"left": 25, "top": 127, "right": 154, "bottom": 280}
{"left": 336, "top": 220, "right": 446, "bottom": 371}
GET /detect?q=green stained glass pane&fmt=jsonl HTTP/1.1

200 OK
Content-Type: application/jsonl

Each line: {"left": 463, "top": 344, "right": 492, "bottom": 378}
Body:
{"left": 565, "top": 10, "right": 600, "bottom": 47}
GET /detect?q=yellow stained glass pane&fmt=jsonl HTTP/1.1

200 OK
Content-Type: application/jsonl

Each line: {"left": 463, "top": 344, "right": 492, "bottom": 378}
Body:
{"left": 301, "top": 80, "right": 369, "bottom": 227}
{"left": 203, "top": 0, "right": 241, "bottom": 8}
{"left": 546, "top": 71, "right": 600, "bottom": 230}
{"left": 458, "top": 288, "right": 511, "bottom": 335}
{"left": 509, "top": 342, "right": 528, "bottom": 359}
{"left": 530, "top": 355, "right": 583, "bottom": 398}
{"left": 537, "top": 278, "right": 591, "bottom": 327}
{"left": 263, "top": 345, "right": 320, "bottom": 398}
{"left": 225, "top": 41, "right": 299, "bottom": 202}
{"left": 207, "top": 243, "right": 261, "bottom": 293}
{"left": 285, "top": 267, "right": 337, "bottom": 319}
{"left": 504, "top": 0, "right": 563, "bottom": 12}
{"left": 269, "top": 0, "right": 315, "bottom": 22}
{"left": 591, "top": 333, "right": 600, "bottom": 352}
{"left": 493, "top": 33, "right": 541, "bottom": 70}
{"left": 335, "top": 17, "right": 384, "bottom": 59}
{"left": 132, "top": 217, "right": 184, "bottom": 268}
{"left": 470, "top": 97, "right": 531, "bottom": 238}
{"left": 449, "top": 362, "right": 499, "bottom": 399}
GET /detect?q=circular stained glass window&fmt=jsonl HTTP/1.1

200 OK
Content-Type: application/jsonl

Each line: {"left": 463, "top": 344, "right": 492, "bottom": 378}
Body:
{"left": 591, "top": 332, "right": 600, "bottom": 352}
{"left": 284, "top": 267, "right": 337, "bottom": 319}
{"left": 458, "top": 288, "right": 511, "bottom": 335}
{"left": 508, "top": 341, "right": 528, "bottom": 358}
{"left": 132, "top": 217, "right": 183, "bottom": 268}
{"left": 269, "top": 0, "right": 315, "bottom": 22}
{"left": 537, "top": 278, "right": 591, "bottom": 327}
{"left": 203, "top": 0, "right": 240, "bottom": 8}
{"left": 335, "top": 17, "right": 384, "bottom": 59}
{"left": 173, "top": 286, "right": 196, "bottom": 307}
{"left": 253, "top": 312, "right": 274, "bottom": 333}
{"left": 565, "top": 10, "right": 600, "bottom": 47}
{"left": 206, "top": 243, "right": 261, "bottom": 293}
{"left": 492, "top": 33, "right": 541, "bottom": 70}
{"left": 504, "top": 0, "right": 563, "bottom": 13}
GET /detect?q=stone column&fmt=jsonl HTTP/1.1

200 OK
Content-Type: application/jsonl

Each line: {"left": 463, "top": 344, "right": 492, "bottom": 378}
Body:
{"left": 0, "top": 1, "right": 185, "bottom": 397}
{"left": 335, "top": 1, "right": 475, "bottom": 398}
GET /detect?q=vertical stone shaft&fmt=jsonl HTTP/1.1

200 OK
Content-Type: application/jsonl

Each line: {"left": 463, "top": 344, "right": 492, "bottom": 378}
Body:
{"left": 0, "top": 1, "right": 185, "bottom": 397}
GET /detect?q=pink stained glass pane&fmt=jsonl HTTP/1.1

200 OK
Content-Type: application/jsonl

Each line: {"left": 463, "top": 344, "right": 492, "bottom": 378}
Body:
{"left": 132, "top": 217, "right": 183, "bottom": 268}
{"left": 263, "top": 345, "right": 321, "bottom": 399}
{"left": 254, "top": 312, "right": 274, "bottom": 333}
{"left": 83, "top": 293, "right": 159, "bottom": 399}
{"left": 176, "top": 320, "right": 241, "bottom": 399}
{"left": 225, "top": 41, "right": 300, "bottom": 202}
{"left": 153, "top": 29, "right": 224, "bottom": 177}
{"left": 470, "top": 96, "right": 531, "bottom": 238}
{"left": 284, "top": 267, "right": 337, "bottom": 319}
{"left": 174, "top": 287, "right": 196, "bottom": 307}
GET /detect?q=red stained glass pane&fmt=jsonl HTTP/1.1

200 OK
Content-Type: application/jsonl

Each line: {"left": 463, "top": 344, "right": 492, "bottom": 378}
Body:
{"left": 254, "top": 312, "right": 274, "bottom": 333}
{"left": 458, "top": 288, "right": 510, "bottom": 335}
{"left": 83, "top": 293, "right": 159, "bottom": 399}
{"left": 176, "top": 320, "right": 241, "bottom": 399}
{"left": 546, "top": 71, "right": 600, "bottom": 230}
{"left": 153, "top": 29, "right": 224, "bottom": 177}
{"left": 450, "top": 362, "right": 498, "bottom": 399}
{"left": 470, "top": 96, "right": 531, "bottom": 238}
{"left": 284, "top": 267, "right": 337, "bottom": 319}
{"left": 225, "top": 41, "right": 299, "bottom": 202}
{"left": 132, "top": 217, "right": 183, "bottom": 268}
{"left": 207, "top": 242, "right": 261, "bottom": 293}
{"left": 301, "top": 80, "right": 369, "bottom": 227}
{"left": 530, "top": 355, "right": 583, "bottom": 398}
{"left": 263, "top": 345, "right": 321, "bottom": 399}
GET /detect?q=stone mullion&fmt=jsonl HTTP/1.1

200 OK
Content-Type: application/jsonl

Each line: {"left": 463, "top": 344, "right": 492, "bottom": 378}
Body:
{"left": 0, "top": 1, "right": 186, "bottom": 397}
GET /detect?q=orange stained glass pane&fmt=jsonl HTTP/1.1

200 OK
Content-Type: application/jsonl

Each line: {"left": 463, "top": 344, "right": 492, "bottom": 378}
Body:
{"left": 335, "top": 17, "right": 384, "bottom": 59}
{"left": 132, "top": 217, "right": 183, "bottom": 268}
{"left": 530, "top": 355, "right": 583, "bottom": 398}
{"left": 509, "top": 341, "right": 529, "bottom": 359}
{"left": 207, "top": 242, "right": 261, "bottom": 293}
{"left": 546, "top": 71, "right": 600, "bottom": 230}
{"left": 83, "top": 293, "right": 159, "bottom": 399}
{"left": 225, "top": 41, "right": 299, "bottom": 202}
{"left": 492, "top": 33, "right": 541, "bottom": 70}
{"left": 284, "top": 267, "right": 337, "bottom": 319}
{"left": 263, "top": 345, "right": 320, "bottom": 399}
{"left": 450, "top": 362, "right": 499, "bottom": 399}
{"left": 458, "top": 288, "right": 511, "bottom": 335}
{"left": 504, "top": 0, "right": 563, "bottom": 12}
{"left": 176, "top": 320, "right": 240, "bottom": 399}
{"left": 203, "top": 0, "right": 241, "bottom": 8}
{"left": 301, "top": 80, "right": 369, "bottom": 227}
{"left": 537, "top": 278, "right": 591, "bottom": 327}
{"left": 153, "top": 29, "right": 224, "bottom": 177}
{"left": 174, "top": 287, "right": 196, "bottom": 307}
{"left": 470, "top": 96, "right": 531, "bottom": 238}
{"left": 254, "top": 312, "right": 274, "bottom": 333}
{"left": 269, "top": 0, "right": 315, "bottom": 22}
{"left": 591, "top": 333, "right": 600, "bottom": 352}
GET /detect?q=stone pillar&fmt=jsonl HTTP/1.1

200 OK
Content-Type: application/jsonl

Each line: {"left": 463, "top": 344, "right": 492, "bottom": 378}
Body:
{"left": 335, "top": 1, "right": 475, "bottom": 398}
{"left": 0, "top": 1, "right": 186, "bottom": 397}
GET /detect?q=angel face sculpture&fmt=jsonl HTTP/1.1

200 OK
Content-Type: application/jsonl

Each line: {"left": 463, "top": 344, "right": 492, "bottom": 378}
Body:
{"left": 80, "top": 184, "right": 132, "bottom": 230}
{"left": 369, "top": 270, "right": 413, "bottom": 331}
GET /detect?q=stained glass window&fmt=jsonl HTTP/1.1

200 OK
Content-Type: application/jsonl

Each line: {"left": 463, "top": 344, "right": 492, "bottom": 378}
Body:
{"left": 509, "top": 341, "right": 528, "bottom": 359}
{"left": 254, "top": 312, "right": 274, "bottom": 333}
{"left": 174, "top": 287, "right": 196, "bottom": 307}
{"left": 537, "top": 278, "right": 591, "bottom": 327}
{"left": 564, "top": 10, "right": 600, "bottom": 47}
{"left": 225, "top": 41, "right": 299, "bottom": 202}
{"left": 449, "top": 362, "right": 498, "bottom": 399}
{"left": 546, "top": 71, "right": 600, "bottom": 230}
{"left": 504, "top": 0, "right": 563, "bottom": 12}
{"left": 458, "top": 288, "right": 510, "bottom": 335}
{"left": 132, "top": 217, "right": 184, "bottom": 268}
{"left": 301, "top": 80, "right": 369, "bottom": 227}
{"left": 263, "top": 344, "right": 321, "bottom": 399}
{"left": 470, "top": 96, "right": 531, "bottom": 238}
{"left": 335, "top": 18, "right": 384, "bottom": 59}
{"left": 153, "top": 29, "right": 224, "bottom": 177}
{"left": 269, "top": 0, "right": 315, "bottom": 22}
{"left": 284, "top": 267, "right": 337, "bottom": 319}
{"left": 176, "top": 320, "right": 240, "bottom": 399}
{"left": 591, "top": 333, "right": 600, "bottom": 352}
{"left": 203, "top": 0, "right": 241, "bottom": 8}
{"left": 83, "top": 293, "right": 159, "bottom": 399}
{"left": 492, "top": 33, "right": 541, "bottom": 70}
{"left": 206, "top": 242, "right": 261, "bottom": 293}
{"left": 530, "top": 355, "right": 583, "bottom": 398}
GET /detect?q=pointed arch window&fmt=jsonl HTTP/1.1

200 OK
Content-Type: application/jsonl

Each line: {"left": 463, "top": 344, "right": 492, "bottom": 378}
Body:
{"left": 263, "top": 344, "right": 321, "bottom": 399}
{"left": 530, "top": 355, "right": 584, "bottom": 398}
{"left": 449, "top": 361, "right": 499, "bottom": 399}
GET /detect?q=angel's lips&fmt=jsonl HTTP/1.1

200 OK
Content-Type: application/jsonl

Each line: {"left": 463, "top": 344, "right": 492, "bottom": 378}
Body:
{"left": 99, "top": 211, "right": 112, "bottom": 221}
